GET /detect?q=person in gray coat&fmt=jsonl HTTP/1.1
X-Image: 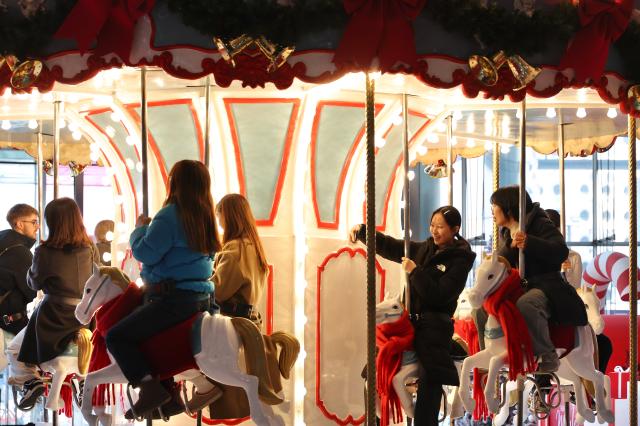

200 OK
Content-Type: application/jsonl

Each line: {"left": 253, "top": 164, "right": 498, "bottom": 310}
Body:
{"left": 14, "top": 198, "right": 99, "bottom": 410}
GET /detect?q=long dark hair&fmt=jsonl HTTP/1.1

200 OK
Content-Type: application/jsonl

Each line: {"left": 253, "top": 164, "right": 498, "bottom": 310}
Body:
{"left": 42, "top": 198, "right": 92, "bottom": 249}
{"left": 216, "top": 193, "right": 268, "bottom": 273}
{"left": 490, "top": 185, "right": 533, "bottom": 222}
{"left": 431, "top": 205, "right": 466, "bottom": 242}
{"left": 164, "top": 160, "right": 221, "bottom": 254}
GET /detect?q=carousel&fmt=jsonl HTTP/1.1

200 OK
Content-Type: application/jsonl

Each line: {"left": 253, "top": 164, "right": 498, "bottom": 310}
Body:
{"left": 0, "top": 0, "right": 639, "bottom": 425}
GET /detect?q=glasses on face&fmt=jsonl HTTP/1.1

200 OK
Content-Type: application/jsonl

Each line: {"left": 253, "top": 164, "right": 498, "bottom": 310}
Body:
{"left": 20, "top": 220, "right": 39, "bottom": 226}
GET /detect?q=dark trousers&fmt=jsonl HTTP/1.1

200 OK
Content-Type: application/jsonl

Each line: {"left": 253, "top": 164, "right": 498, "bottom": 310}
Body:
{"left": 414, "top": 380, "right": 442, "bottom": 426}
{"left": 105, "top": 290, "right": 208, "bottom": 385}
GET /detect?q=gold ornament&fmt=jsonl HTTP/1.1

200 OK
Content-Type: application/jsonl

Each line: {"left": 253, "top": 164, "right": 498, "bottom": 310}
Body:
{"left": 68, "top": 161, "right": 87, "bottom": 177}
{"left": 628, "top": 85, "right": 640, "bottom": 111}
{"left": 506, "top": 54, "right": 541, "bottom": 91}
{"left": 469, "top": 51, "right": 540, "bottom": 90}
{"left": 214, "top": 35, "right": 294, "bottom": 72}
{"left": 42, "top": 160, "right": 53, "bottom": 176}
{"left": 11, "top": 60, "right": 43, "bottom": 89}
{"left": 468, "top": 51, "right": 507, "bottom": 86}
{"left": 214, "top": 34, "right": 254, "bottom": 67}
{"left": 424, "top": 159, "right": 451, "bottom": 178}
{"left": 0, "top": 55, "right": 18, "bottom": 72}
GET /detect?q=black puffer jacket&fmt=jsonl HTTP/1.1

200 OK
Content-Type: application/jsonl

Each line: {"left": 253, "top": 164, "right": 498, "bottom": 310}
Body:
{"left": 356, "top": 226, "right": 476, "bottom": 385}
{"left": 0, "top": 229, "right": 36, "bottom": 335}
{"left": 497, "top": 203, "right": 587, "bottom": 326}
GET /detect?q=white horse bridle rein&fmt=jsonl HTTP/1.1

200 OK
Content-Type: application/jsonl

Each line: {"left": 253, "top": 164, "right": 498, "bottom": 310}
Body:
{"left": 83, "top": 275, "right": 110, "bottom": 315}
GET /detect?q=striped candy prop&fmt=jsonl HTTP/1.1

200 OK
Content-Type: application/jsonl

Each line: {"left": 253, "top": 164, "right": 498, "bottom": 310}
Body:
{"left": 583, "top": 251, "right": 640, "bottom": 310}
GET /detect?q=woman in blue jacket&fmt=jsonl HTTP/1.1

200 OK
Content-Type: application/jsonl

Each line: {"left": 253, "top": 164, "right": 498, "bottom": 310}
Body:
{"left": 106, "top": 160, "right": 221, "bottom": 417}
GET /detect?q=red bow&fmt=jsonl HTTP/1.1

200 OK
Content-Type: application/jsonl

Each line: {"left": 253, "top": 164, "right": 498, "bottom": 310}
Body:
{"left": 560, "top": 0, "right": 633, "bottom": 83}
{"left": 333, "top": 0, "right": 427, "bottom": 72}
{"left": 55, "top": 0, "right": 156, "bottom": 61}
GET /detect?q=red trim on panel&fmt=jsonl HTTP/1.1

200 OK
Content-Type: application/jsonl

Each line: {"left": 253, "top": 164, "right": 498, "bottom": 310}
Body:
{"left": 125, "top": 99, "right": 205, "bottom": 186}
{"left": 310, "top": 101, "right": 384, "bottom": 230}
{"left": 315, "top": 247, "right": 386, "bottom": 425}
{"left": 86, "top": 113, "right": 139, "bottom": 219}
{"left": 359, "top": 112, "right": 430, "bottom": 232}
{"left": 223, "top": 98, "right": 300, "bottom": 227}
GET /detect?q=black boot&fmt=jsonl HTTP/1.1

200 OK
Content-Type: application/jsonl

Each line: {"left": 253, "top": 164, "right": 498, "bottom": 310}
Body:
{"left": 131, "top": 378, "right": 171, "bottom": 417}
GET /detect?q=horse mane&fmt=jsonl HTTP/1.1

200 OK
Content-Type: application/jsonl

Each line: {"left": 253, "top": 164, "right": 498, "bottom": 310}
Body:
{"left": 98, "top": 266, "right": 131, "bottom": 291}
{"left": 483, "top": 253, "right": 511, "bottom": 270}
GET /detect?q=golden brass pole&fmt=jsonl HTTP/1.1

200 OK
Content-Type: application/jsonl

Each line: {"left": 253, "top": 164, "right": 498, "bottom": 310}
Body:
{"left": 365, "top": 72, "right": 377, "bottom": 426}
{"left": 629, "top": 113, "right": 637, "bottom": 426}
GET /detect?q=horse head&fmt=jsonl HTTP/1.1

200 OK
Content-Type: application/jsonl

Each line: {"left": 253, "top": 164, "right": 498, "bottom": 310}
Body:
{"left": 375, "top": 294, "right": 405, "bottom": 325}
{"left": 453, "top": 288, "right": 473, "bottom": 320}
{"left": 467, "top": 252, "right": 510, "bottom": 309}
{"left": 75, "top": 263, "right": 130, "bottom": 324}
{"left": 578, "top": 284, "right": 605, "bottom": 335}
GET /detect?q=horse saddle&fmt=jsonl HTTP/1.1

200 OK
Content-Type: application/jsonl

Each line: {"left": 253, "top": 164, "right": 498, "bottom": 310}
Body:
{"left": 549, "top": 324, "right": 577, "bottom": 358}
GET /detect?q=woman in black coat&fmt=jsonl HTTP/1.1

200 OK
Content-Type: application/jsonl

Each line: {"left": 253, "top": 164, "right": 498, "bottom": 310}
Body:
{"left": 474, "top": 186, "right": 587, "bottom": 372}
{"left": 16, "top": 198, "right": 99, "bottom": 410}
{"left": 350, "top": 206, "right": 476, "bottom": 426}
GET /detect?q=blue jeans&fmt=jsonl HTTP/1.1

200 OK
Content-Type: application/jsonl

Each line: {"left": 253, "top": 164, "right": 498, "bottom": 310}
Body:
{"left": 105, "top": 290, "right": 209, "bottom": 385}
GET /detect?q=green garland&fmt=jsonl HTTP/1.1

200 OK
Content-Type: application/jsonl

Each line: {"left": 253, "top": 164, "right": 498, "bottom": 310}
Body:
{"left": 166, "top": 0, "right": 346, "bottom": 47}
{"left": 0, "top": 0, "right": 638, "bottom": 83}
{"left": 0, "top": 0, "right": 76, "bottom": 58}
{"left": 168, "top": 0, "right": 640, "bottom": 82}
{"left": 427, "top": 0, "right": 579, "bottom": 56}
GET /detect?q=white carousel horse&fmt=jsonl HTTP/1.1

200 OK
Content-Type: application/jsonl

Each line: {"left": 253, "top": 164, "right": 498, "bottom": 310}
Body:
{"left": 75, "top": 264, "right": 291, "bottom": 426}
{"left": 375, "top": 294, "right": 467, "bottom": 422}
{"left": 457, "top": 253, "right": 614, "bottom": 424}
{"left": 6, "top": 326, "right": 92, "bottom": 412}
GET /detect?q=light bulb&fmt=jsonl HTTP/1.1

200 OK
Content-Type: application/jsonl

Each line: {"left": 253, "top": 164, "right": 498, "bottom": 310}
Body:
{"left": 392, "top": 114, "right": 403, "bottom": 126}
{"left": 105, "top": 231, "right": 114, "bottom": 242}
{"left": 90, "top": 152, "right": 100, "bottom": 162}
{"left": 607, "top": 108, "right": 617, "bottom": 119}
{"left": 407, "top": 170, "right": 415, "bottom": 181}
{"left": 105, "top": 125, "right": 115, "bottom": 138}
{"left": 467, "top": 138, "right": 477, "bottom": 148}
{"left": 453, "top": 110, "right": 463, "bottom": 121}
{"left": 125, "top": 158, "right": 134, "bottom": 169}
{"left": 102, "top": 252, "right": 112, "bottom": 263}
{"left": 375, "top": 137, "right": 386, "bottom": 148}
{"left": 416, "top": 145, "right": 428, "bottom": 155}
{"left": 28, "top": 119, "right": 38, "bottom": 129}
{"left": 126, "top": 135, "right": 136, "bottom": 146}
{"left": 427, "top": 133, "right": 439, "bottom": 144}
{"left": 576, "top": 108, "right": 587, "bottom": 119}
{"left": 72, "top": 131, "right": 82, "bottom": 141}
{"left": 546, "top": 108, "right": 556, "bottom": 118}
{"left": 1, "top": 120, "right": 11, "bottom": 130}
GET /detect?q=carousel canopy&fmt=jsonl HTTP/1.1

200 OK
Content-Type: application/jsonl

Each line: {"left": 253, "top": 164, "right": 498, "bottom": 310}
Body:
{"left": 0, "top": 0, "right": 639, "bottom": 117}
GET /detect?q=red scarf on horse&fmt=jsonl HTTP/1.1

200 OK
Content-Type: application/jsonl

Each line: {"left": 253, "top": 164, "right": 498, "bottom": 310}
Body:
{"left": 472, "top": 268, "right": 536, "bottom": 420}
{"left": 89, "top": 283, "right": 143, "bottom": 405}
{"left": 375, "top": 310, "right": 414, "bottom": 426}
{"left": 482, "top": 268, "right": 536, "bottom": 379}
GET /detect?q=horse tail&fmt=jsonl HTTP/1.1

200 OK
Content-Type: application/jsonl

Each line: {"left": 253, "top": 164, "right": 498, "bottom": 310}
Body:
{"left": 269, "top": 331, "right": 300, "bottom": 380}
{"left": 76, "top": 328, "right": 93, "bottom": 375}
{"left": 230, "top": 317, "right": 283, "bottom": 405}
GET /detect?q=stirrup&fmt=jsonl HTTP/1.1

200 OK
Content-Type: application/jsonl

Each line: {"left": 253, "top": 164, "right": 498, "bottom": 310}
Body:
{"left": 126, "top": 383, "right": 145, "bottom": 422}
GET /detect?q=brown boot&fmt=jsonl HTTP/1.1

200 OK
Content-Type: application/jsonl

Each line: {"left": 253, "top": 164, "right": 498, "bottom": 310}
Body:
{"left": 186, "top": 384, "right": 223, "bottom": 414}
{"left": 132, "top": 379, "right": 172, "bottom": 417}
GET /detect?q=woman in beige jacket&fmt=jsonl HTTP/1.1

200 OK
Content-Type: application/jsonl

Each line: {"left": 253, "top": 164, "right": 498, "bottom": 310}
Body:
{"left": 187, "top": 194, "right": 274, "bottom": 417}
{"left": 213, "top": 194, "right": 269, "bottom": 324}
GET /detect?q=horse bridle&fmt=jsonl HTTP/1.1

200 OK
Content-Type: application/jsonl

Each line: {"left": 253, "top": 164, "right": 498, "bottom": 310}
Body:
{"left": 83, "top": 275, "right": 110, "bottom": 315}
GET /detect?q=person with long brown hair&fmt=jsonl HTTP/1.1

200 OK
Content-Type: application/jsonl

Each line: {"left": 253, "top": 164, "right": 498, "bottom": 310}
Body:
{"left": 184, "top": 193, "right": 271, "bottom": 415}
{"left": 106, "top": 160, "right": 221, "bottom": 418}
{"left": 14, "top": 197, "right": 99, "bottom": 410}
